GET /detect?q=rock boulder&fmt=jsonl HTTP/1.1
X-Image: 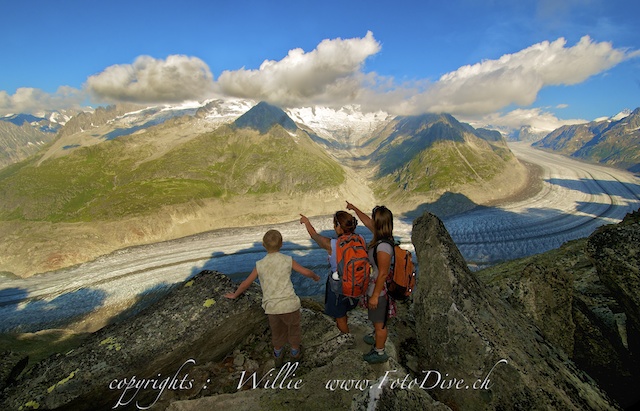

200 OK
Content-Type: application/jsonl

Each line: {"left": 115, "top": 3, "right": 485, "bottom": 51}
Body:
{"left": 411, "top": 212, "right": 620, "bottom": 410}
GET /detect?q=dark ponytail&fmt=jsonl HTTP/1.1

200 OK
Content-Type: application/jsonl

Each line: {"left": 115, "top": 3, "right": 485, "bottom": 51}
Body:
{"left": 333, "top": 211, "right": 358, "bottom": 234}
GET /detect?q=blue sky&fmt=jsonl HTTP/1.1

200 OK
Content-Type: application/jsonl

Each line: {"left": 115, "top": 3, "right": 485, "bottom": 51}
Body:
{"left": 1, "top": 0, "right": 639, "bottom": 131}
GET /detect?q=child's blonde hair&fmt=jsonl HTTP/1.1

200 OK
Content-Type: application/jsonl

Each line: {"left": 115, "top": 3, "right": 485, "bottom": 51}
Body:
{"left": 263, "top": 229, "right": 283, "bottom": 252}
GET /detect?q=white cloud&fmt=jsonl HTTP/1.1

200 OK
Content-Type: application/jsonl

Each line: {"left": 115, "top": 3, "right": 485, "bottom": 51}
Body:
{"left": 217, "top": 31, "right": 381, "bottom": 107}
{"left": 397, "top": 36, "right": 630, "bottom": 116}
{"left": 211, "top": 33, "right": 634, "bottom": 119}
{"left": 85, "top": 55, "right": 216, "bottom": 104}
{"left": 3, "top": 33, "right": 635, "bottom": 126}
{"left": 470, "top": 108, "right": 587, "bottom": 132}
{"left": 0, "top": 86, "right": 85, "bottom": 116}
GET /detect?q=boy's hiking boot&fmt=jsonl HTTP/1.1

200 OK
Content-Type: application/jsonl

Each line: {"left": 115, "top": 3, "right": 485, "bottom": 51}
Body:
{"left": 363, "top": 348, "right": 389, "bottom": 364}
{"left": 274, "top": 349, "right": 285, "bottom": 368}
{"left": 363, "top": 333, "right": 375, "bottom": 345}
{"left": 290, "top": 346, "right": 303, "bottom": 363}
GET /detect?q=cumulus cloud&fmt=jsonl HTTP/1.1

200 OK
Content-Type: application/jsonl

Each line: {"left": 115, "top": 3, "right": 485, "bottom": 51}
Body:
{"left": 211, "top": 33, "right": 634, "bottom": 121}
{"left": 0, "top": 86, "right": 85, "bottom": 116}
{"left": 85, "top": 55, "right": 216, "bottom": 104}
{"left": 4, "top": 32, "right": 634, "bottom": 129}
{"left": 398, "top": 36, "right": 631, "bottom": 116}
{"left": 217, "top": 31, "right": 381, "bottom": 107}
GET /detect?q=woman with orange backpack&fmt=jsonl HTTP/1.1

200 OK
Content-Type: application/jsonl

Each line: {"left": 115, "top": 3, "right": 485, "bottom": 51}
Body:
{"left": 346, "top": 201, "right": 394, "bottom": 364}
{"left": 300, "top": 211, "right": 368, "bottom": 334}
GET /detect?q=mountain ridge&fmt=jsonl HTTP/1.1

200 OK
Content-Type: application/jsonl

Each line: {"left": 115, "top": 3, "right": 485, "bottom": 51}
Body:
{"left": 234, "top": 101, "right": 297, "bottom": 133}
{"left": 534, "top": 108, "right": 640, "bottom": 172}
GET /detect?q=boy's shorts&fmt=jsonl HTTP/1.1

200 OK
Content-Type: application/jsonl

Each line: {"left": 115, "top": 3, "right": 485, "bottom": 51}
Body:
{"left": 325, "top": 287, "right": 358, "bottom": 318}
{"left": 268, "top": 309, "right": 302, "bottom": 348}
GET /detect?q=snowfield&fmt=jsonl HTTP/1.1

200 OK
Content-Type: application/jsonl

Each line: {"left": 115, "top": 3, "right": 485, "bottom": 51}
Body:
{"left": 2, "top": 142, "right": 640, "bottom": 332}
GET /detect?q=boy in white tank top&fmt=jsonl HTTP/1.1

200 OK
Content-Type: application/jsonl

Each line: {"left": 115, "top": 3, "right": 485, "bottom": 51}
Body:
{"left": 225, "top": 229, "right": 320, "bottom": 365}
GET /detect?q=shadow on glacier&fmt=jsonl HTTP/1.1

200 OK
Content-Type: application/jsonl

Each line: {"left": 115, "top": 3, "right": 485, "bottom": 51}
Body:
{"left": 404, "top": 193, "right": 640, "bottom": 271}
{"left": 402, "top": 191, "right": 482, "bottom": 222}
{"left": 188, "top": 225, "right": 376, "bottom": 298}
{"left": 0, "top": 287, "right": 108, "bottom": 333}
{"left": 105, "top": 282, "right": 175, "bottom": 326}
{"left": 546, "top": 178, "right": 640, "bottom": 201}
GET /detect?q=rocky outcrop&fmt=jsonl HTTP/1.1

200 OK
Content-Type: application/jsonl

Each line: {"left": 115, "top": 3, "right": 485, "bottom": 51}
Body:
{"left": 4, "top": 210, "right": 638, "bottom": 410}
{"left": 585, "top": 210, "right": 640, "bottom": 406}
{"left": 586, "top": 210, "right": 640, "bottom": 337}
{"left": 162, "top": 305, "right": 445, "bottom": 411}
{"left": 1, "top": 271, "right": 438, "bottom": 411}
{"left": 484, "top": 262, "right": 576, "bottom": 354}
{"left": 411, "top": 212, "right": 620, "bottom": 410}
{"left": 476, "top": 209, "right": 640, "bottom": 408}
{"left": 0, "top": 270, "right": 265, "bottom": 411}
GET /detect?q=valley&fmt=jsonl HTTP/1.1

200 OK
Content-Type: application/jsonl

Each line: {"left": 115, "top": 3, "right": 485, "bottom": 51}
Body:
{"left": 2, "top": 142, "right": 639, "bottom": 334}
{"left": 0, "top": 102, "right": 525, "bottom": 278}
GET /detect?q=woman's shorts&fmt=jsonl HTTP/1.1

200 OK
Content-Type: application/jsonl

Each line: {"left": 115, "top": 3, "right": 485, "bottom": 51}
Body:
{"left": 325, "top": 287, "right": 359, "bottom": 319}
{"left": 368, "top": 294, "right": 389, "bottom": 324}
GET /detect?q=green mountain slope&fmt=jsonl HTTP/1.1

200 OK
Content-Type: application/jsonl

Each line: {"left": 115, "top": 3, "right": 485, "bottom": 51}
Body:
{"left": 369, "top": 113, "right": 515, "bottom": 197}
{"left": 0, "top": 121, "right": 344, "bottom": 223}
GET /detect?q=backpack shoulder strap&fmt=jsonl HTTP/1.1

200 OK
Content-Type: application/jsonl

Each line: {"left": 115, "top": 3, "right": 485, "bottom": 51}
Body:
{"left": 373, "top": 237, "right": 396, "bottom": 268}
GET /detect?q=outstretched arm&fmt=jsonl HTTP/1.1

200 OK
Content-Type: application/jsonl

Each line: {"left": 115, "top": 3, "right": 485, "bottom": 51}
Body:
{"left": 224, "top": 267, "right": 258, "bottom": 299}
{"left": 292, "top": 259, "right": 320, "bottom": 282}
{"left": 346, "top": 201, "right": 374, "bottom": 232}
{"left": 299, "top": 214, "right": 332, "bottom": 252}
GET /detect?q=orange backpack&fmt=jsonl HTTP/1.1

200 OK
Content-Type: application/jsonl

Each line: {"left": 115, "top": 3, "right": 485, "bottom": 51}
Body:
{"left": 375, "top": 239, "right": 416, "bottom": 301}
{"left": 335, "top": 234, "right": 370, "bottom": 298}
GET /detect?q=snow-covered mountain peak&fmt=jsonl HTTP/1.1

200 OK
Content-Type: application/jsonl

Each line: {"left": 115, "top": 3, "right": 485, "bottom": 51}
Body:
{"left": 611, "top": 109, "right": 632, "bottom": 121}
{"left": 594, "top": 109, "right": 633, "bottom": 123}
{"left": 198, "top": 99, "right": 255, "bottom": 123}
{"left": 286, "top": 105, "right": 392, "bottom": 144}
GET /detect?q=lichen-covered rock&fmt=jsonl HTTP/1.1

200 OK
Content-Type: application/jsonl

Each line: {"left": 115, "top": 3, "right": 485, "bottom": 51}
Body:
{"left": 0, "top": 270, "right": 265, "bottom": 411}
{"left": 165, "top": 306, "right": 384, "bottom": 411}
{"left": 411, "top": 212, "right": 620, "bottom": 410}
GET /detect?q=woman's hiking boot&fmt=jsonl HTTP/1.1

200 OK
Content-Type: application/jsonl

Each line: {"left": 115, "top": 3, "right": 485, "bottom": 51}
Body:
{"left": 363, "top": 348, "right": 389, "bottom": 364}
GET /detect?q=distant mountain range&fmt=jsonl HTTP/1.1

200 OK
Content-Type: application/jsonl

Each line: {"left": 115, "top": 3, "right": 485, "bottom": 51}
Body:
{"left": 534, "top": 108, "right": 640, "bottom": 172}
{"left": 0, "top": 110, "right": 76, "bottom": 168}
{"left": 0, "top": 100, "right": 519, "bottom": 223}
{"left": 0, "top": 101, "right": 345, "bottom": 222}
{"left": 1, "top": 99, "right": 637, "bottom": 226}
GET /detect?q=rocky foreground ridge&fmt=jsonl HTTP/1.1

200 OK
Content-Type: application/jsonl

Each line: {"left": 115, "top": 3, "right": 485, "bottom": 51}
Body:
{"left": 2, "top": 210, "right": 640, "bottom": 410}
